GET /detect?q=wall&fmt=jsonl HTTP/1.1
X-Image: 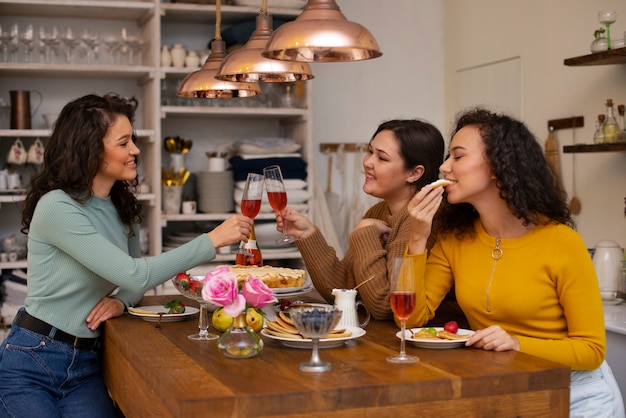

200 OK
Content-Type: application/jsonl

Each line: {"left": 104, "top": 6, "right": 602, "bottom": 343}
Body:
{"left": 443, "top": 0, "right": 626, "bottom": 249}
{"left": 311, "top": 0, "right": 444, "bottom": 210}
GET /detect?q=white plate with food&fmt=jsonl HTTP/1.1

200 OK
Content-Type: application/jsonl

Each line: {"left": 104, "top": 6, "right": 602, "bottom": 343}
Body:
{"left": 261, "top": 326, "right": 366, "bottom": 349}
{"left": 128, "top": 305, "right": 199, "bottom": 323}
{"left": 398, "top": 327, "right": 474, "bottom": 349}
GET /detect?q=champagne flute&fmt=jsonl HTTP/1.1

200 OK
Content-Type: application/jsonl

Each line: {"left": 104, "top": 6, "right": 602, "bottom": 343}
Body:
{"left": 263, "top": 165, "right": 295, "bottom": 245}
{"left": 387, "top": 257, "right": 419, "bottom": 363}
{"left": 598, "top": 10, "right": 617, "bottom": 50}
{"left": 233, "top": 172, "right": 264, "bottom": 256}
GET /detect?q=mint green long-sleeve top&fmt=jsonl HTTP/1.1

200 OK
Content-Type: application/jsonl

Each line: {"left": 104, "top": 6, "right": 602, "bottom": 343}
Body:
{"left": 25, "top": 190, "right": 216, "bottom": 338}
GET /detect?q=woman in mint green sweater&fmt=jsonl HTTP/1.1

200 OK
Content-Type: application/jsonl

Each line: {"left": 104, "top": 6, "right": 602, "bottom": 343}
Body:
{"left": 0, "top": 94, "right": 253, "bottom": 417}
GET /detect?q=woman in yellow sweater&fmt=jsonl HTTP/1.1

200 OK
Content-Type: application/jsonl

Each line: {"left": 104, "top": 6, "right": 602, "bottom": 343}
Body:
{"left": 405, "top": 107, "right": 623, "bottom": 417}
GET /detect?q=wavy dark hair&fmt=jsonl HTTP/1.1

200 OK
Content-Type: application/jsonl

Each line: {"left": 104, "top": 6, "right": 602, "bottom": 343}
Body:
{"left": 434, "top": 107, "right": 573, "bottom": 239}
{"left": 371, "top": 119, "right": 445, "bottom": 193}
{"left": 21, "top": 93, "right": 142, "bottom": 236}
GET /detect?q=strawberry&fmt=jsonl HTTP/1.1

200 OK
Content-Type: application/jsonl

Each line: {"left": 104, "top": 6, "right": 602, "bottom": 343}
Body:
{"left": 188, "top": 279, "right": 201, "bottom": 295}
{"left": 279, "top": 299, "right": 292, "bottom": 311}
{"left": 164, "top": 298, "right": 186, "bottom": 314}
{"left": 174, "top": 272, "right": 191, "bottom": 290}
{"left": 443, "top": 321, "right": 459, "bottom": 334}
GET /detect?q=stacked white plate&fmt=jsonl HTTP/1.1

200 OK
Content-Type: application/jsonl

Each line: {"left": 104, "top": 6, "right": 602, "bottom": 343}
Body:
{"left": 197, "top": 171, "right": 235, "bottom": 213}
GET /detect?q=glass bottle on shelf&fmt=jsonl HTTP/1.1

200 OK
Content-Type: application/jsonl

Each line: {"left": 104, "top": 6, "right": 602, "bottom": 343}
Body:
{"left": 618, "top": 104, "right": 626, "bottom": 141}
{"left": 594, "top": 114, "right": 605, "bottom": 144}
{"left": 235, "top": 224, "right": 263, "bottom": 266}
{"left": 602, "top": 99, "right": 619, "bottom": 143}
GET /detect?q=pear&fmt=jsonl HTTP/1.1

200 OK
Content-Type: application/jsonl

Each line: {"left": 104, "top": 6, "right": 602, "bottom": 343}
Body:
{"left": 211, "top": 307, "right": 233, "bottom": 332}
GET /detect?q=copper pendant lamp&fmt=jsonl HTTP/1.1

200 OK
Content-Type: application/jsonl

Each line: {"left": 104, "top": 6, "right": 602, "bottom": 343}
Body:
{"left": 177, "top": 0, "right": 261, "bottom": 98}
{"left": 261, "top": 0, "right": 382, "bottom": 62}
{"left": 215, "top": 0, "right": 314, "bottom": 83}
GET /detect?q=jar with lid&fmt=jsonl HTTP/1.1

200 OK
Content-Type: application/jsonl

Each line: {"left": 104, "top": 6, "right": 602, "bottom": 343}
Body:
{"left": 185, "top": 50, "right": 200, "bottom": 68}
{"left": 594, "top": 114, "right": 605, "bottom": 144}
{"left": 160, "top": 45, "right": 172, "bottom": 67}
{"left": 170, "top": 44, "right": 186, "bottom": 68}
{"left": 602, "top": 99, "right": 619, "bottom": 143}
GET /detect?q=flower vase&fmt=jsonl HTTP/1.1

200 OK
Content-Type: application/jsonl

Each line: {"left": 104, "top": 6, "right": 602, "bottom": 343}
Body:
{"left": 217, "top": 312, "right": 263, "bottom": 359}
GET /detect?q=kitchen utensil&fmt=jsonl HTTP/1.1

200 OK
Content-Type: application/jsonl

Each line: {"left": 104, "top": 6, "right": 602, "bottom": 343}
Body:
{"left": 10, "top": 90, "right": 42, "bottom": 129}
{"left": 593, "top": 240, "right": 623, "bottom": 300}
{"left": 352, "top": 274, "right": 375, "bottom": 291}
{"left": 332, "top": 288, "right": 370, "bottom": 328}
{"left": 182, "top": 139, "right": 193, "bottom": 154}
{"left": 570, "top": 126, "right": 581, "bottom": 215}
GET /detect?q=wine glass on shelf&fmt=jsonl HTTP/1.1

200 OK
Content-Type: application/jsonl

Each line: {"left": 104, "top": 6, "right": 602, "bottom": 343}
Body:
{"left": 233, "top": 172, "right": 264, "bottom": 256}
{"left": 263, "top": 165, "right": 295, "bottom": 245}
{"left": 39, "top": 26, "right": 59, "bottom": 64}
{"left": 0, "top": 23, "right": 16, "bottom": 63}
{"left": 171, "top": 275, "right": 219, "bottom": 341}
{"left": 80, "top": 29, "right": 99, "bottom": 65}
{"left": 60, "top": 26, "right": 80, "bottom": 64}
{"left": 387, "top": 257, "right": 419, "bottom": 363}
{"left": 598, "top": 10, "right": 617, "bottom": 50}
{"left": 19, "top": 23, "right": 35, "bottom": 63}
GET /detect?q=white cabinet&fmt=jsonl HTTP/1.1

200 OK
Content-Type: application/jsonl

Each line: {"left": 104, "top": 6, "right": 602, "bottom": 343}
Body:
{"left": 0, "top": 1, "right": 313, "bottom": 272}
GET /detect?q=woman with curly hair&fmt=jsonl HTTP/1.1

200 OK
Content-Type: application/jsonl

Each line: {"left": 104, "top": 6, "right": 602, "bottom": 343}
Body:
{"left": 404, "top": 107, "right": 623, "bottom": 417}
{"left": 0, "top": 94, "right": 253, "bottom": 417}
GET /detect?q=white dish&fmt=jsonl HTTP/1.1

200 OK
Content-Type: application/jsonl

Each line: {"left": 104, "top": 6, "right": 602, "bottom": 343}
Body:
{"left": 398, "top": 327, "right": 475, "bottom": 349}
{"left": 261, "top": 325, "right": 366, "bottom": 349}
{"left": 128, "top": 305, "right": 199, "bottom": 322}
{"left": 272, "top": 281, "right": 313, "bottom": 295}
{"left": 602, "top": 298, "right": 624, "bottom": 306}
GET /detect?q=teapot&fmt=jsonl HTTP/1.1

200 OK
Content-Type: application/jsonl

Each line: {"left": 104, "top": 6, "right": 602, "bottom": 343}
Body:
{"left": 331, "top": 288, "right": 370, "bottom": 328}
{"left": 592, "top": 240, "right": 624, "bottom": 301}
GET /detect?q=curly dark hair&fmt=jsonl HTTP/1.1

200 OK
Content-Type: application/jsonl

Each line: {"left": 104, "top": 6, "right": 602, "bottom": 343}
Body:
{"left": 371, "top": 119, "right": 445, "bottom": 193}
{"left": 21, "top": 93, "right": 142, "bottom": 236}
{"left": 433, "top": 107, "right": 573, "bottom": 239}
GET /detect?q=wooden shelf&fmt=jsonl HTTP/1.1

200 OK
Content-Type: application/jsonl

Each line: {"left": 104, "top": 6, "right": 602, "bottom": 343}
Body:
{"left": 564, "top": 47, "right": 626, "bottom": 66}
{"left": 563, "top": 143, "right": 626, "bottom": 153}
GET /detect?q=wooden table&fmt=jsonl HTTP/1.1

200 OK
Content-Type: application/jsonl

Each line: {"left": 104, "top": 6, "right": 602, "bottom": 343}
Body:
{"left": 102, "top": 295, "right": 570, "bottom": 418}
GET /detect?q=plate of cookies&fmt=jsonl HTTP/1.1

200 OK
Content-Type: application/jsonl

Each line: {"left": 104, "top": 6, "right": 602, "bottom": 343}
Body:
{"left": 398, "top": 327, "right": 474, "bottom": 349}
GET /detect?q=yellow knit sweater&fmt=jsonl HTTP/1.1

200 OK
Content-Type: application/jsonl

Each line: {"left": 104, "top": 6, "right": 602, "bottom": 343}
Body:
{"left": 405, "top": 219, "right": 605, "bottom": 370}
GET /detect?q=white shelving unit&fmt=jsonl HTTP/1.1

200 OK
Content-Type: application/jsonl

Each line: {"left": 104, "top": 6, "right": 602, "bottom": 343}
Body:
{"left": 0, "top": 0, "right": 313, "bottom": 273}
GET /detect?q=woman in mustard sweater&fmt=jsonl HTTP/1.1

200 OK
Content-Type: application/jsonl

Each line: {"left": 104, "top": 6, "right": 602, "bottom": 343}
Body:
{"left": 405, "top": 107, "right": 624, "bottom": 417}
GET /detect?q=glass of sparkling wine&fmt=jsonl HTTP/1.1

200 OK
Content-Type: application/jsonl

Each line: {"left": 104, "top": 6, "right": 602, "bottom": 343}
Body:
{"left": 387, "top": 257, "right": 419, "bottom": 363}
{"left": 263, "top": 164, "right": 295, "bottom": 245}
{"left": 233, "top": 172, "right": 264, "bottom": 255}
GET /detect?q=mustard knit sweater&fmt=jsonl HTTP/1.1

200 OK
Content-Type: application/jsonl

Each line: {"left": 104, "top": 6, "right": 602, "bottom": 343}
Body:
{"left": 405, "top": 219, "right": 605, "bottom": 371}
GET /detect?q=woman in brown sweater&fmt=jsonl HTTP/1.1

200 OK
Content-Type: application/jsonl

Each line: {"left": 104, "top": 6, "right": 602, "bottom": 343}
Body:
{"left": 276, "top": 119, "right": 466, "bottom": 326}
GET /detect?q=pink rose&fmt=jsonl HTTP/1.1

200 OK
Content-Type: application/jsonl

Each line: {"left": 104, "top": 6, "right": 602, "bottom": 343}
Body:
{"left": 202, "top": 267, "right": 246, "bottom": 317}
{"left": 241, "top": 276, "right": 277, "bottom": 308}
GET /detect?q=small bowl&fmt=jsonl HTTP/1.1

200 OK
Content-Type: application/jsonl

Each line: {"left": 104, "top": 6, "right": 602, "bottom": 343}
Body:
{"left": 171, "top": 275, "right": 220, "bottom": 312}
{"left": 289, "top": 306, "right": 342, "bottom": 339}
{"left": 43, "top": 113, "right": 58, "bottom": 128}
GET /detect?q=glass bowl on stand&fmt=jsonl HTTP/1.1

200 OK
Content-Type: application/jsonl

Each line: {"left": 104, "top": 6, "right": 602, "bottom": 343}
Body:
{"left": 289, "top": 305, "right": 342, "bottom": 372}
{"left": 171, "top": 275, "right": 219, "bottom": 341}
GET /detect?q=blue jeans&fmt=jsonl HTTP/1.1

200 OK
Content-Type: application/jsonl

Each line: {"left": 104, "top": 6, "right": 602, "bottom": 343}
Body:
{"left": 0, "top": 315, "right": 117, "bottom": 418}
{"left": 571, "top": 360, "right": 625, "bottom": 418}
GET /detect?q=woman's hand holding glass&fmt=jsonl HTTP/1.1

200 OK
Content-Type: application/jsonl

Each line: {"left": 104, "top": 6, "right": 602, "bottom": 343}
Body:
{"left": 233, "top": 172, "right": 264, "bottom": 255}
{"left": 263, "top": 165, "right": 295, "bottom": 245}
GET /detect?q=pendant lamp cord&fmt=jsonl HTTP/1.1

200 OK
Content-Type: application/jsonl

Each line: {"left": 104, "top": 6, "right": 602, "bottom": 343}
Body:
{"left": 261, "top": 0, "right": 269, "bottom": 15}
{"left": 214, "top": 0, "right": 222, "bottom": 40}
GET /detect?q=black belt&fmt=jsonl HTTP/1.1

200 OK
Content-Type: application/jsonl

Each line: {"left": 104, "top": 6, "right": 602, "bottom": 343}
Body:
{"left": 13, "top": 310, "right": 99, "bottom": 350}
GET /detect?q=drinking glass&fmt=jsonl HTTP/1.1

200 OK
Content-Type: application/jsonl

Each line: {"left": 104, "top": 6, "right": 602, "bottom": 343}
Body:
{"left": 19, "top": 24, "right": 35, "bottom": 63}
{"left": 599, "top": 10, "right": 617, "bottom": 50}
{"left": 80, "top": 29, "right": 99, "bottom": 65}
{"left": 233, "top": 172, "right": 264, "bottom": 256}
{"left": 171, "top": 276, "right": 219, "bottom": 341}
{"left": 124, "top": 35, "right": 143, "bottom": 65}
{"left": 60, "top": 27, "right": 80, "bottom": 64}
{"left": 263, "top": 165, "right": 295, "bottom": 245}
{"left": 39, "top": 26, "right": 59, "bottom": 64}
{"left": 0, "top": 23, "right": 16, "bottom": 62}
{"left": 387, "top": 257, "right": 419, "bottom": 363}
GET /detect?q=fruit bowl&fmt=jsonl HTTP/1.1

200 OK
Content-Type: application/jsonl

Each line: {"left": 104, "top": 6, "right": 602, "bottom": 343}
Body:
{"left": 171, "top": 275, "right": 220, "bottom": 312}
